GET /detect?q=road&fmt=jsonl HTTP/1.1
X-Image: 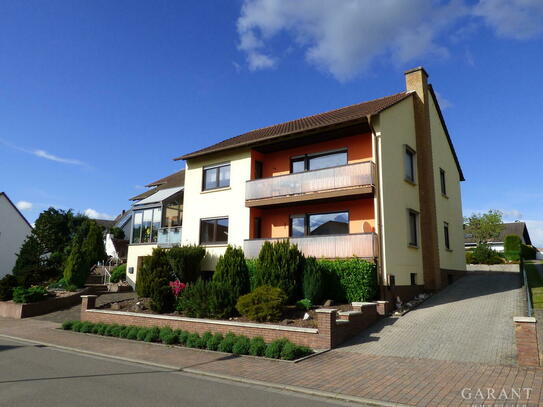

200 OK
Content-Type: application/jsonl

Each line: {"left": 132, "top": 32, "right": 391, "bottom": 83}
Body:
{"left": 0, "top": 337, "right": 365, "bottom": 407}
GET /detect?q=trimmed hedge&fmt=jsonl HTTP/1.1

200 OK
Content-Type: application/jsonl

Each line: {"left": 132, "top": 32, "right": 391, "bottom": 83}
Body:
{"left": 167, "top": 245, "right": 206, "bottom": 283}
{"left": 318, "top": 259, "right": 377, "bottom": 302}
{"left": 61, "top": 320, "right": 313, "bottom": 360}
{"left": 504, "top": 235, "right": 522, "bottom": 261}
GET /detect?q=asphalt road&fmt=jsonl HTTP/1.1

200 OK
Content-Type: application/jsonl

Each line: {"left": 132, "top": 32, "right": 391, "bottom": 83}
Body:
{"left": 0, "top": 337, "right": 364, "bottom": 407}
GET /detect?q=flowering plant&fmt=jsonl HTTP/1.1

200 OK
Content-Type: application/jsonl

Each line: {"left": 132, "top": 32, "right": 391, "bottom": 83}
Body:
{"left": 169, "top": 281, "right": 186, "bottom": 297}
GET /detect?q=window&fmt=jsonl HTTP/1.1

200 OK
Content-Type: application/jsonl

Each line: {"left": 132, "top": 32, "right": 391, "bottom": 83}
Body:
{"left": 200, "top": 217, "right": 229, "bottom": 244}
{"left": 410, "top": 273, "right": 417, "bottom": 286}
{"left": 404, "top": 146, "right": 416, "bottom": 183}
{"left": 203, "top": 163, "right": 230, "bottom": 191}
{"left": 388, "top": 275, "right": 396, "bottom": 289}
{"left": 255, "top": 161, "right": 263, "bottom": 179}
{"left": 131, "top": 207, "right": 162, "bottom": 244}
{"left": 408, "top": 210, "right": 418, "bottom": 247}
{"left": 444, "top": 222, "right": 450, "bottom": 250}
{"left": 290, "top": 149, "right": 347, "bottom": 173}
{"left": 163, "top": 199, "right": 182, "bottom": 227}
{"left": 253, "top": 217, "right": 261, "bottom": 239}
{"left": 289, "top": 211, "right": 349, "bottom": 237}
{"left": 440, "top": 168, "right": 447, "bottom": 196}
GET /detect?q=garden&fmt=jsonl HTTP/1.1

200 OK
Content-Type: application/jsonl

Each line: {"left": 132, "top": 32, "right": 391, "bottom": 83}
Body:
{"left": 97, "top": 240, "right": 378, "bottom": 329}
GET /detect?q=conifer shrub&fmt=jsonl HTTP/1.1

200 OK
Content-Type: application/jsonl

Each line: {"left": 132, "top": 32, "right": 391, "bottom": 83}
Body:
{"left": 236, "top": 285, "right": 287, "bottom": 322}
{"left": 248, "top": 337, "right": 266, "bottom": 356}
{"left": 302, "top": 257, "right": 324, "bottom": 304}
{"left": 232, "top": 335, "right": 251, "bottom": 355}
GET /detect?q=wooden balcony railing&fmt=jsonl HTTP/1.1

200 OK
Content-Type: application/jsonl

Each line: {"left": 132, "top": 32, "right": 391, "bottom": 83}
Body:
{"left": 243, "top": 233, "right": 377, "bottom": 259}
{"left": 245, "top": 161, "right": 375, "bottom": 207}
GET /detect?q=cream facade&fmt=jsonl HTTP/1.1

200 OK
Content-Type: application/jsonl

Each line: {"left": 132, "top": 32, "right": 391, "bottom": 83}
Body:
{"left": 126, "top": 244, "right": 156, "bottom": 286}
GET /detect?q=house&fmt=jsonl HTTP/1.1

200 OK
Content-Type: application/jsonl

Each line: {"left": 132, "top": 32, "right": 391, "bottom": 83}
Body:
{"left": 0, "top": 192, "right": 33, "bottom": 278}
{"left": 464, "top": 222, "right": 533, "bottom": 252}
{"left": 161, "top": 66, "right": 466, "bottom": 301}
{"left": 125, "top": 170, "right": 185, "bottom": 286}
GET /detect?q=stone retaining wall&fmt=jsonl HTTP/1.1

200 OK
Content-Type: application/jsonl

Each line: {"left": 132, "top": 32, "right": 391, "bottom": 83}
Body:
{"left": 466, "top": 264, "right": 520, "bottom": 272}
{"left": 80, "top": 296, "right": 389, "bottom": 350}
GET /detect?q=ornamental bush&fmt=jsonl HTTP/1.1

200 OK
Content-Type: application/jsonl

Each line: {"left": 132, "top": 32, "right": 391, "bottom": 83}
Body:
{"left": 186, "top": 333, "right": 202, "bottom": 348}
{"left": 206, "top": 333, "right": 224, "bottom": 351}
{"left": 213, "top": 245, "right": 250, "bottom": 301}
{"left": 136, "top": 328, "right": 149, "bottom": 341}
{"left": 167, "top": 245, "right": 206, "bottom": 283}
{"left": 248, "top": 337, "right": 266, "bottom": 356}
{"left": 318, "top": 259, "right": 378, "bottom": 302}
{"left": 217, "top": 333, "right": 236, "bottom": 353}
{"left": 232, "top": 336, "right": 251, "bottom": 355}
{"left": 12, "top": 286, "right": 48, "bottom": 303}
{"left": 254, "top": 240, "right": 304, "bottom": 303}
{"left": 159, "top": 327, "right": 173, "bottom": 342}
{"left": 109, "top": 264, "right": 126, "bottom": 283}
{"left": 264, "top": 338, "right": 289, "bottom": 359}
{"left": 504, "top": 235, "right": 522, "bottom": 261}
{"left": 177, "top": 330, "right": 189, "bottom": 345}
{"left": 136, "top": 248, "right": 173, "bottom": 297}
{"left": 236, "top": 285, "right": 287, "bottom": 322}
{"left": 302, "top": 257, "right": 324, "bottom": 304}
{"left": 126, "top": 327, "right": 139, "bottom": 340}
{"left": 280, "top": 342, "right": 312, "bottom": 360}
{"left": 61, "top": 320, "right": 74, "bottom": 330}
{"left": 0, "top": 274, "right": 18, "bottom": 301}
{"left": 177, "top": 279, "right": 237, "bottom": 319}
{"left": 471, "top": 243, "right": 503, "bottom": 265}
{"left": 246, "top": 259, "right": 258, "bottom": 291}
{"left": 296, "top": 298, "right": 312, "bottom": 310}
{"left": 144, "top": 327, "right": 160, "bottom": 342}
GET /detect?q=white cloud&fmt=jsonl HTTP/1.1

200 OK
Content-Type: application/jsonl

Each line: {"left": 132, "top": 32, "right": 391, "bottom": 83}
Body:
{"left": 0, "top": 138, "right": 87, "bottom": 166}
{"left": 435, "top": 91, "right": 454, "bottom": 109}
{"left": 236, "top": 0, "right": 543, "bottom": 81}
{"left": 84, "top": 208, "right": 114, "bottom": 220}
{"left": 16, "top": 201, "right": 33, "bottom": 211}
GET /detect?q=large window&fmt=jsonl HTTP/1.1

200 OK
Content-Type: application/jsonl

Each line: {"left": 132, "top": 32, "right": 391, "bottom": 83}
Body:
{"left": 200, "top": 217, "right": 229, "bottom": 244}
{"left": 290, "top": 150, "right": 347, "bottom": 173}
{"left": 163, "top": 199, "right": 182, "bottom": 227}
{"left": 408, "top": 209, "right": 419, "bottom": 247}
{"left": 404, "top": 146, "right": 416, "bottom": 183}
{"left": 289, "top": 211, "right": 349, "bottom": 237}
{"left": 440, "top": 168, "right": 447, "bottom": 196}
{"left": 132, "top": 207, "right": 162, "bottom": 244}
{"left": 203, "top": 163, "right": 230, "bottom": 191}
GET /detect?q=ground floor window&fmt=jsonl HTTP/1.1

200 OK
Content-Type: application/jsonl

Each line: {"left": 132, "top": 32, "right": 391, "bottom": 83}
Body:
{"left": 444, "top": 222, "right": 450, "bottom": 250}
{"left": 200, "top": 217, "right": 229, "bottom": 244}
{"left": 408, "top": 209, "right": 419, "bottom": 247}
{"left": 289, "top": 211, "right": 349, "bottom": 237}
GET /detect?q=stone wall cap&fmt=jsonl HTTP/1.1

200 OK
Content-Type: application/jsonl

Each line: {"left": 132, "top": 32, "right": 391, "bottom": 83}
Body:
{"left": 513, "top": 316, "right": 537, "bottom": 323}
{"left": 80, "top": 295, "right": 97, "bottom": 298}
{"left": 338, "top": 311, "right": 363, "bottom": 316}
{"left": 376, "top": 301, "right": 389, "bottom": 304}
{"left": 352, "top": 302, "right": 376, "bottom": 307}
{"left": 315, "top": 308, "right": 338, "bottom": 314}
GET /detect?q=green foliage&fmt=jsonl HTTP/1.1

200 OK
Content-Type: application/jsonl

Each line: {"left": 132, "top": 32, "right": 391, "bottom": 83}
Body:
{"left": 82, "top": 220, "right": 107, "bottom": 268}
{"left": 206, "top": 333, "right": 224, "bottom": 351}
{"left": 465, "top": 251, "right": 474, "bottom": 264}
{"left": 201, "top": 332, "right": 213, "bottom": 347}
{"left": 177, "top": 279, "right": 237, "bottom": 319}
{"left": 93, "top": 323, "right": 107, "bottom": 335}
{"left": 213, "top": 245, "right": 250, "bottom": 300}
{"left": 110, "top": 264, "right": 127, "bottom": 283}
{"left": 521, "top": 245, "right": 538, "bottom": 260}
{"left": 232, "top": 336, "right": 251, "bottom": 355}
{"left": 79, "top": 322, "right": 94, "bottom": 333}
{"left": 144, "top": 327, "right": 160, "bottom": 342}
{"left": 318, "top": 259, "right": 378, "bottom": 302}
{"left": 217, "top": 334, "right": 236, "bottom": 353}
{"left": 0, "top": 275, "right": 18, "bottom": 301}
{"left": 136, "top": 248, "right": 173, "bottom": 297}
{"left": 127, "top": 327, "right": 139, "bottom": 340}
{"left": 302, "top": 257, "right": 324, "bottom": 304}
{"left": 296, "top": 298, "right": 312, "bottom": 310}
{"left": 63, "top": 235, "right": 87, "bottom": 287}
{"left": 12, "top": 235, "right": 47, "bottom": 287}
{"left": 109, "top": 227, "right": 125, "bottom": 240}
{"left": 104, "top": 324, "right": 119, "bottom": 336}
{"left": 186, "top": 333, "right": 202, "bottom": 348}
{"left": 177, "top": 330, "right": 190, "bottom": 345}
{"left": 504, "top": 235, "right": 522, "bottom": 261}
{"left": 162, "top": 333, "right": 178, "bottom": 345}
{"left": 280, "top": 342, "right": 312, "bottom": 360}
{"left": 249, "top": 337, "right": 266, "bottom": 356}
{"left": 526, "top": 264, "right": 543, "bottom": 309}
{"left": 254, "top": 240, "right": 304, "bottom": 302}
{"left": 61, "top": 320, "right": 75, "bottom": 330}
{"left": 33, "top": 208, "right": 72, "bottom": 257}
{"left": 464, "top": 210, "right": 504, "bottom": 245}
{"left": 470, "top": 243, "right": 503, "bottom": 265}
{"left": 236, "top": 285, "right": 287, "bottom": 322}
{"left": 136, "top": 328, "right": 149, "bottom": 341}
{"left": 12, "top": 286, "right": 48, "bottom": 303}
{"left": 150, "top": 277, "right": 176, "bottom": 314}
{"left": 159, "top": 327, "right": 174, "bottom": 342}
{"left": 166, "top": 245, "right": 206, "bottom": 282}
{"left": 72, "top": 321, "right": 83, "bottom": 332}
{"left": 264, "top": 338, "right": 289, "bottom": 359}
{"left": 246, "top": 259, "right": 258, "bottom": 291}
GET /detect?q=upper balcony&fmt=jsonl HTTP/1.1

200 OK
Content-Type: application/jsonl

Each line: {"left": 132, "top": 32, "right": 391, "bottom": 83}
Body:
{"left": 157, "top": 226, "right": 182, "bottom": 248}
{"left": 245, "top": 161, "right": 375, "bottom": 208}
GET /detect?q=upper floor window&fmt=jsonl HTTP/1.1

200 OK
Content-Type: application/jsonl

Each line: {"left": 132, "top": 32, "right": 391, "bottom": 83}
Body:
{"left": 408, "top": 209, "right": 419, "bottom": 247}
{"left": 440, "top": 168, "right": 447, "bottom": 196}
{"left": 289, "top": 211, "right": 349, "bottom": 237}
{"left": 291, "top": 149, "right": 347, "bottom": 173}
{"left": 203, "top": 163, "right": 230, "bottom": 191}
{"left": 163, "top": 199, "right": 182, "bottom": 227}
{"left": 200, "top": 217, "right": 229, "bottom": 244}
{"left": 444, "top": 222, "right": 451, "bottom": 250}
{"left": 132, "top": 207, "right": 161, "bottom": 244}
{"left": 404, "top": 145, "right": 416, "bottom": 183}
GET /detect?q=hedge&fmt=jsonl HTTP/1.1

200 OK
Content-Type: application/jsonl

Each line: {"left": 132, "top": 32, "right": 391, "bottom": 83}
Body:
{"left": 504, "top": 235, "right": 522, "bottom": 262}
{"left": 61, "top": 320, "right": 313, "bottom": 360}
{"left": 318, "top": 258, "right": 378, "bottom": 302}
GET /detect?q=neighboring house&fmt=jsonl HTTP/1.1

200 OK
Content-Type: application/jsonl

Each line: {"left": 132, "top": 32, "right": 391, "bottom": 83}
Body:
{"left": 159, "top": 66, "right": 466, "bottom": 301}
{"left": 0, "top": 192, "right": 33, "bottom": 278}
{"left": 125, "top": 170, "right": 185, "bottom": 286}
{"left": 112, "top": 209, "right": 132, "bottom": 241}
{"left": 464, "top": 222, "right": 533, "bottom": 252}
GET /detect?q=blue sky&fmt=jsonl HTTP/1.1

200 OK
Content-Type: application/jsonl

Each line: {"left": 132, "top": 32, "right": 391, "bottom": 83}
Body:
{"left": 1, "top": 0, "right": 542, "bottom": 245}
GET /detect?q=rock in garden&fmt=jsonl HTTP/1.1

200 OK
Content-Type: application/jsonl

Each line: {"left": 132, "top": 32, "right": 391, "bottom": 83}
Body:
{"left": 323, "top": 299, "right": 334, "bottom": 307}
{"left": 303, "top": 312, "right": 311, "bottom": 320}
{"left": 111, "top": 302, "right": 120, "bottom": 310}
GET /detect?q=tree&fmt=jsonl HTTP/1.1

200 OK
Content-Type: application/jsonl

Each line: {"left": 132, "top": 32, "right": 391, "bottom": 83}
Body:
{"left": 12, "top": 235, "right": 46, "bottom": 286}
{"left": 464, "top": 210, "right": 504, "bottom": 245}
{"left": 33, "top": 208, "right": 72, "bottom": 255}
{"left": 82, "top": 220, "right": 107, "bottom": 266}
{"left": 109, "top": 227, "right": 125, "bottom": 240}
{"left": 213, "top": 245, "right": 250, "bottom": 300}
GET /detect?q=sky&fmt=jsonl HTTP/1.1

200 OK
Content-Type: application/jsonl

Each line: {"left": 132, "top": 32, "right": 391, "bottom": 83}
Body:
{"left": 1, "top": 0, "right": 542, "bottom": 245}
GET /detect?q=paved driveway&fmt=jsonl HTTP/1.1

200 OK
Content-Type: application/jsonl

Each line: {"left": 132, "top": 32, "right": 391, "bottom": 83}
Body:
{"left": 336, "top": 272, "right": 525, "bottom": 366}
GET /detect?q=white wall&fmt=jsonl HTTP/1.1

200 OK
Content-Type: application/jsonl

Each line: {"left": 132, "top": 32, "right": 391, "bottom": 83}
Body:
{"left": 0, "top": 195, "right": 32, "bottom": 277}
{"left": 181, "top": 149, "right": 252, "bottom": 270}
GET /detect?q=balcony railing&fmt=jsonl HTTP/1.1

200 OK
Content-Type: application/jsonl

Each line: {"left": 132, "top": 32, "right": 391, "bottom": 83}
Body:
{"left": 245, "top": 161, "right": 375, "bottom": 206}
{"left": 243, "top": 233, "right": 377, "bottom": 259}
{"left": 157, "top": 227, "right": 182, "bottom": 247}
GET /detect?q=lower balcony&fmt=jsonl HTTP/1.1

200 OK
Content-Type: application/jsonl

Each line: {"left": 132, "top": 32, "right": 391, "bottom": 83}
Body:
{"left": 157, "top": 227, "right": 182, "bottom": 247}
{"left": 243, "top": 233, "right": 377, "bottom": 259}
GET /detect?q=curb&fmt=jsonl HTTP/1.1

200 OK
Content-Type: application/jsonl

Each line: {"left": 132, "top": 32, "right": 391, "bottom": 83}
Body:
{"left": 0, "top": 333, "right": 409, "bottom": 407}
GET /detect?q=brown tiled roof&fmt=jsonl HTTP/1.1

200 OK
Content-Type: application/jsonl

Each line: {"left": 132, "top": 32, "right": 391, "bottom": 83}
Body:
{"left": 175, "top": 92, "right": 412, "bottom": 160}
{"left": 129, "top": 169, "right": 185, "bottom": 201}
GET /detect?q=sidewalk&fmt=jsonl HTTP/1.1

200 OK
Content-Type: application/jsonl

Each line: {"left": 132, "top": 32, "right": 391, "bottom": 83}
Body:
{"left": 1, "top": 317, "right": 541, "bottom": 407}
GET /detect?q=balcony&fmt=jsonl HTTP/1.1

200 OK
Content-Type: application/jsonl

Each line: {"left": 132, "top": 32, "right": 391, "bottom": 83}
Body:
{"left": 157, "top": 227, "right": 182, "bottom": 247}
{"left": 243, "top": 233, "right": 377, "bottom": 259}
{"left": 245, "top": 161, "right": 375, "bottom": 207}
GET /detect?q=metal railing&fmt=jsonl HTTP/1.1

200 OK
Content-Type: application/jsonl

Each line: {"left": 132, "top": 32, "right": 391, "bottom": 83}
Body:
{"left": 522, "top": 261, "right": 533, "bottom": 317}
{"left": 157, "top": 226, "right": 182, "bottom": 247}
{"left": 243, "top": 233, "right": 377, "bottom": 259}
{"left": 245, "top": 161, "right": 375, "bottom": 201}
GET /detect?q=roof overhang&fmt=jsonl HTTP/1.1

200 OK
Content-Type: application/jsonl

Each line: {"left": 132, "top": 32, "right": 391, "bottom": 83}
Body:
{"left": 132, "top": 187, "right": 183, "bottom": 207}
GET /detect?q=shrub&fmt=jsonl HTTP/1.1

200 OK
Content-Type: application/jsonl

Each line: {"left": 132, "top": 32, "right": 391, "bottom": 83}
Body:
{"left": 150, "top": 277, "right": 176, "bottom": 314}
{"left": 110, "top": 264, "right": 127, "bottom": 283}
{"left": 213, "top": 245, "right": 250, "bottom": 300}
{"left": 206, "top": 333, "right": 224, "bottom": 351}
{"left": 0, "top": 275, "right": 18, "bottom": 301}
{"left": 249, "top": 337, "right": 266, "bottom": 356}
{"left": 62, "top": 320, "right": 75, "bottom": 330}
{"left": 521, "top": 244, "right": 537, "bottom": 261}
{"left": 471, "top": 243, "right": 503, "bottom": 265}
{"left": 201, "top": 332, "right": 213, "bottom": 347}
{"left": 144, "top": 327, "right": 160, "bottom": 342}
{"left": 167, "top": 245, "right": 206, "bottom": 283}
{"left": 465, "top": 251, "right": 474, "bottom": 264}
{"left": 236, "top": 285, "right": 287, "bottom": 322}
{"left": 296, "top": 298, "right": 312, "bottom": 310}
{"left": 136, "top": 328, "right": 149, "bottom": 341}
{"left": 71, "top": 321, "right": 83, "bottom": 332}
{"left": 92, "top": 323, "right": 105, "bottom": 335}
{"left": 264, "top": 338, "right": 288, "bottom": 359}
{"left": 246, "top": 259, "right": 258, "bottom": 291}
{"left": 318, "top": 259, "right": 377, "bottom": 302}
{"left": 255, "top": 241, "right": 304, "bottom": 302}
{"left": 127, "top": 327, "right": 139, "bottom": 340}
{"left": 136, "top": 248, "right": 173, "bottom": 298}
{"left": 177, "top": 279, "right": 237, "bottom": 319}
{"left": 303, "top": 257, "right": 324, "bottom": 304}
{"left": 186, "top": 333, "right": 202, "bottom": 348}
{"left": 12, "top": 286, "right": 48, "bottom": 303}
{"left": 119, "top": 326, "right": 131, "bottom": 338}
{"left": 232, "top": 336, "right": 251, "bottom": 355}
{"left": 159, "top": 327, "right": 174, "bottom": 343}
{"left": 280, "top": 342, "right": 312, "bottom": 360}
{"left": 104, "top": 324, "right": 120, "bottom": 337}
{"left": 218, "top": 334, "right": 236, "bottom": 353}
{"left": 504, "top": 235, "right": 522, "bottom": 261}
{"left": 79, "top": 322, "right": 94, "bottom": 333}
{"left": 163, "top": 333, "right": 178, "bottom": 345}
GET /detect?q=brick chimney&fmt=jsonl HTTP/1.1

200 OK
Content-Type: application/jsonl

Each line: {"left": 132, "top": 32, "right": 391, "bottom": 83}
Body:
{"left": 404, "top": 67, "right": 442, "bottom": 290}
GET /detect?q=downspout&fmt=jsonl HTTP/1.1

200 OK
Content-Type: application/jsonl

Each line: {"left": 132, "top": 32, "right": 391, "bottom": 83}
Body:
{"left": 367, "top": 114, "right": 386, "bottom": 300}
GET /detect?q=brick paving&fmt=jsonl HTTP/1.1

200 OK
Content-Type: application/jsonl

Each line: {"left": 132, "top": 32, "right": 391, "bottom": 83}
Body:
{"left": 336, "top": 272, "right": 525, "bottom": 366}
{"left": 0, "top": 318, "right": 541, "bottom": 407}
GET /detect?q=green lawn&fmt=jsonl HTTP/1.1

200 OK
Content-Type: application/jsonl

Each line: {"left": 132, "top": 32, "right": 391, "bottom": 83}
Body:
{"left": 525, "top": 264, "right": 543, "bottom": 309}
